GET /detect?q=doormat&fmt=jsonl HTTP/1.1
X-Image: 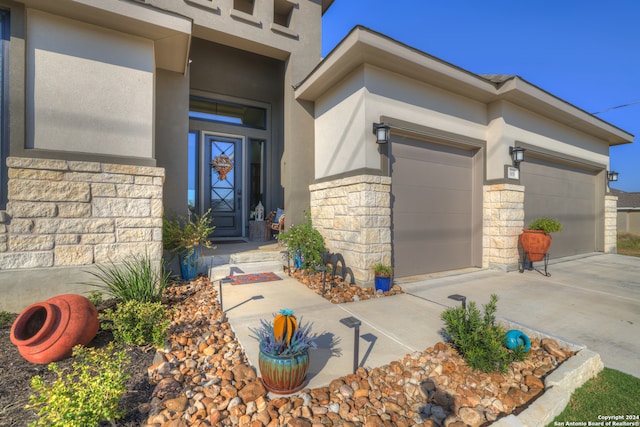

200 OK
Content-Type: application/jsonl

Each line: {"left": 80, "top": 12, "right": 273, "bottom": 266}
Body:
{"left": 226, "top": 272, "right": 282, "bottom": 285}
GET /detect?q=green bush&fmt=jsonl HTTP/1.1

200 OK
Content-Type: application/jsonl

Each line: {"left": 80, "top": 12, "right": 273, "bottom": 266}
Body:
{"left": 278, "top": 212, "right": 327, "bottom": 271}
{"left": 0, "top": 311, "right": 13, "bottom": 328}
{"left": 527, "top": 217, "right": 562, "bottom": 234}
{"left": 27, "top": 343, "right": 130, "bottom": 427}
{"left": 102, "top": 300, "right": 169, "bottom": 347}
{"left": 84, "top": 252, "right": 169, "bottom": 303}
{"left": 440, "top": 294, "right": 526, "bottom": 373}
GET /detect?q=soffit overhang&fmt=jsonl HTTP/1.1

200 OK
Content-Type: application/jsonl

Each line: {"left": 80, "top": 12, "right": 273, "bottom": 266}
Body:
{"left": 21, "top": 0, "right": 192, "bottom": 74}
{"left": 296, "top": 26, "right": 633, "bottom": 146}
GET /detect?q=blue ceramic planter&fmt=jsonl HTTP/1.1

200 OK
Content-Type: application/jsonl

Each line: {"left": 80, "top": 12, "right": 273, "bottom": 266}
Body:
{"left": 374, "top": 276, "right": 391, "bottom": 292}
{"left": 258, "top": 344, "right": 309, "bottom": 394}
{"left": 179, "top": 247, "right": 200, "bottom": 280}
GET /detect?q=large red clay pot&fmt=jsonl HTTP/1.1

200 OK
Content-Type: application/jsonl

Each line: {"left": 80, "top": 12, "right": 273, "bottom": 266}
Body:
{"left": 10, "top": 294, "right": 99, "bottom": 364}
{"left": 519, "top": 229, "right": 552, "bottom": 262}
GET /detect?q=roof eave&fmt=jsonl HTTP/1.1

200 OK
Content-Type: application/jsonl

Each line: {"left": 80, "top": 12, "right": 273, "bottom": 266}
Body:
{"left": 296, "top": 26, "right": 634, "bottom": 147}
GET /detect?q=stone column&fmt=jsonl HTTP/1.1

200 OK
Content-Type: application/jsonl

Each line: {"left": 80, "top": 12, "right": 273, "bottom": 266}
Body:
{"left": 483, "top": 183, "right": 525, "bottom": 271}
{"left": 310, "top": 175, "right": 391, "bottom": 286}
{"left": 604, "top": 194, "right": 618, "bottom": 253}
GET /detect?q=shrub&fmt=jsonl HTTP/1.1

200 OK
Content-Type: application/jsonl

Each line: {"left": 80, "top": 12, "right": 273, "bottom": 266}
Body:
{"left": 278, "top": 212, "right": 327, "bottom": 271}
{"left": 101, "top": 300, "right": 169, "bottom": 347}
{"left": 527, "top": 217, "right": 562, "bottom": 234}
{"left": 372, "top": 263, "right": 392, "bottom": 277}
{"left": 0, "top": 311, "right": 13, "bottom": 328}
{"left": 440, "top": 294, "right": 526, "bottom": 373}
{"left": 27, "top": 343, "right": 130, "bottom": 427}
{"left": 84, "top": 252, "right": 169, "bottom": 303}
{"left": 86, "top": 290, "right": 104, "bottom": 308}
{"left": 163, "top": 208, "right": 216, "bottom": 259}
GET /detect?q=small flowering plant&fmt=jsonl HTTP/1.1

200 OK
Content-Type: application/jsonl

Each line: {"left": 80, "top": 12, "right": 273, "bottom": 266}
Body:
{"left": 277, "top": 212, "right": 326, "bottom": 271}
{"left": 250, "top": 309, "right": 317, "bottom": 356}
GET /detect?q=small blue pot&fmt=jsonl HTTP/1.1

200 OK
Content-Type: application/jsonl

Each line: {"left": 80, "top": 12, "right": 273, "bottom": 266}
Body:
{"left": 179, "top": 247, "right": 200, "bottom": 280}
{"left": 374, "top": 276, "right": 391, "bottom": 292}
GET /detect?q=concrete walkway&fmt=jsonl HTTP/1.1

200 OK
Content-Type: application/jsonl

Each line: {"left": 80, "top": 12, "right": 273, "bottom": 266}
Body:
{"left": 213, "top": 253, "right": 640, "bottom": 392}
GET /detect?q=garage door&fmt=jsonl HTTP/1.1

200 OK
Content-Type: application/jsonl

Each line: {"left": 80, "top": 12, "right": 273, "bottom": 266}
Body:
{"left": 521, "top": 157, "right": 599, "bottom": 258}
{"left": 390, "top": 135, "right": 481, "bottom": 278}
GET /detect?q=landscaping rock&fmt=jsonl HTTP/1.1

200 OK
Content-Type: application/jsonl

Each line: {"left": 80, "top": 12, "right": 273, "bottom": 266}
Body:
{"left": 143, "top": 277, "right": 574, "bottom": 426}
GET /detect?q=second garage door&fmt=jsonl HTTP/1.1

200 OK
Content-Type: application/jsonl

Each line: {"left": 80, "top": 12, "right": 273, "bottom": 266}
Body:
{"left": 390, "top": 134, "right": 482, "bottom": 278}
{"left": 520, "top": 156, "right": 601, "bottom": 258}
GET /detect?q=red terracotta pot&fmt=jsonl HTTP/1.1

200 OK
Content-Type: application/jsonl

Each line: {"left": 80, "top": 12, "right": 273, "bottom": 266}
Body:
{"left": 10, "top": 294, "right": 99, "bottom": 364}
{"left": 519, "top": 229, "right": 552, "bottom": 262}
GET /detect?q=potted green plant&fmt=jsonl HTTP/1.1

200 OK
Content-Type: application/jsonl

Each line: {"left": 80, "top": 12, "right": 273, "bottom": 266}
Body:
{"left": 372, "top": 263, "right": 393, "bottom": 292}
{"left": 520, "top": 217, "right": 562, "bottom": 262}
{"left": 250, "top": 309, "right": 317, "bottom": 394}
{"left": 277, "top": 212, "right": 326, "bottom": 272}
{"left": 162, "top": 209, "right": 215, "bottom": 280}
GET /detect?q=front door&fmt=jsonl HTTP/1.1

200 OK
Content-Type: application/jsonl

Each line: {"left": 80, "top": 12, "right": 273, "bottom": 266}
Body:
{"left": 205, "top": 134, "right": 243, "bottom": 237}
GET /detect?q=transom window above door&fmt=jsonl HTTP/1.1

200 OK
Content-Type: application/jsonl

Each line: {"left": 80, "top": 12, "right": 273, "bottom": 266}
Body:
{"left": 189, "top": 97, "right": 266, "bottom": 129}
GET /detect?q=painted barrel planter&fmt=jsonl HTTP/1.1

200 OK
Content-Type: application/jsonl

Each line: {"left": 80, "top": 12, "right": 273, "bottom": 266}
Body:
{"left": 519, "top": 229, "right": 552, "bottom": 262}
{"left": 10, "top": 294, "right": 99, "bottom": 364}
{"left": 258, "top": 344, "right": 309, "bottom": 394}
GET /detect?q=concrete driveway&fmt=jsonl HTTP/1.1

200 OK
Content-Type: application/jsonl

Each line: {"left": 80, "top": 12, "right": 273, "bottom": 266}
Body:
{"left": 220, "top": 253, "right": 640, "bottom": 390}
{"left": 399, "top": 253, "right": 640, "bottom": 378}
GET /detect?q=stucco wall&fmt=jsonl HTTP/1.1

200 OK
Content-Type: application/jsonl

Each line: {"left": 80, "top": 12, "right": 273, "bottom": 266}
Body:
{"left": 26, "top": 10, "right": 155, "bottom": 158}
{"left": 486, "top": 101, "right": 610, "bottom": 181}
{"left": 314, "top": 65, "right": 487, "bottom": 180}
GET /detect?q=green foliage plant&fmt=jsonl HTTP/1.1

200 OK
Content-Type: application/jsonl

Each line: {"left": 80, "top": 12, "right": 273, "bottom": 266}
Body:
{"left": 250, "top": 309, "right": 317, "bottom": 357}
{"left": 86, "top": 290, "right": 103, "bottom": 307}
{"left": 27, "top": 343, "right": 130, "bottom": 427}
{"left": 527, "top": 217, "right": 563, "bottom": 234}
{"left": 0, "top": 311, "right": 13, "bottom": 328}
{"left": 101, "top": 300, "right": 169, "bottom": 347}
{"left": 440, "top": 294, "right": 526, "bottom": 373}
{"left": 277, "top": 212, "right": 327, "bottom": 271}
{"left": 84, "top": 252, "right": 169, "bottom": 303}
{"left": 372, "top": 263, "right": 393, "bottom": 278}
{"left": 163, "top": 208, "right": 216, "bottom": 262}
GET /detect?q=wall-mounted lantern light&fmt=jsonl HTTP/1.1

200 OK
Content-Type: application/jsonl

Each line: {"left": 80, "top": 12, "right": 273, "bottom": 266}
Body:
{"left": 509, "top": 146, "right": 526, "bottom": 167}
{"left": 607, "top": 171, "right": 619, "bottom": 182}
{"left": 372, "top": 123, "right": 390, "bottom": 144}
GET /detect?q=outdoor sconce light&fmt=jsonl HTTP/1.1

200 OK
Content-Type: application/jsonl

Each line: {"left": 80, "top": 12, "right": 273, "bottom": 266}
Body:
{"left": 373, "top": 123, "right": 390, "bottom": 144}
{"left": 510, "top": 146, "right": 526, "bottom": 167}
{"left": 608, "top": 171, "right": 619, "bottom": 182}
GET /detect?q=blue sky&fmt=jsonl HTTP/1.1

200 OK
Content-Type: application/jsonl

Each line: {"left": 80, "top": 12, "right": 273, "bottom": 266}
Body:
{"left": 322, "top": 1, "right": 640, "bottom": 192}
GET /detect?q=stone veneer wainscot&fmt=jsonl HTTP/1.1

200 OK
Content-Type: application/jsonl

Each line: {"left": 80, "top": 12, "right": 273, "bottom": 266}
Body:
{"left": 0, "top": 157, "right": 164, "bottom": 270}
{"left": 310, "top": 174, "right": 391, "bottom": 286}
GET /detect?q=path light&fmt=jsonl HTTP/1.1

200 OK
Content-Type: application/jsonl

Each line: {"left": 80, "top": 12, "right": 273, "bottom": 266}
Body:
{"left": 607, "top": 171, "right": 619, "bottom": 182}
{"left": 218, "top": 277, "right": 233, "bottom": 311}
{"left": 448, "top": 294, "right": 467, "bottom": 309}
{"left": 372, "top": 123, "right": 390, "bottom": 144}
{"left": 340, "top": 316, "right": 362, "bottom": 374}
{"left": 509, "top": 146, "right": 525, "bottom": 167}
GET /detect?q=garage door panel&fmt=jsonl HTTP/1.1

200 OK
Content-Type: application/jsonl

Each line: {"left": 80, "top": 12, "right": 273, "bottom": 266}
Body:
{"left": 522, "top": 158, "right": 597, "bottom": 258}
{"left": 391, "top": 135, "right": 479, "bottom": 277}
{"left": 393, "top": 186, "right": 473, "bottom": 214}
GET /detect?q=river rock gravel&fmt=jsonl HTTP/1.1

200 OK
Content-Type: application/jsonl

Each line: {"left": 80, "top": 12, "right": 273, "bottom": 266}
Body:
{"left": 144, "top": 277, "right": 574, "bottom": 427}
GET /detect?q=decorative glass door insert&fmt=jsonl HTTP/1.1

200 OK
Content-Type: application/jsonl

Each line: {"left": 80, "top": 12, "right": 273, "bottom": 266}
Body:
{"left": 206, "top": 134, "right": 243, "bottom": 237}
